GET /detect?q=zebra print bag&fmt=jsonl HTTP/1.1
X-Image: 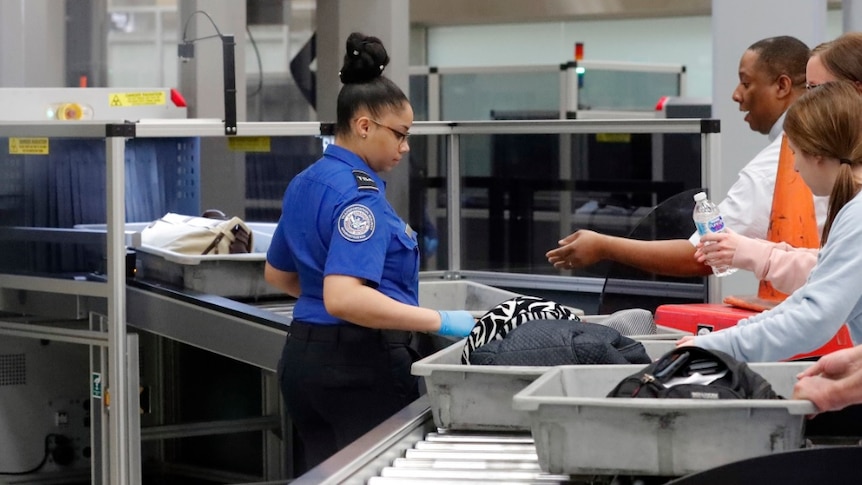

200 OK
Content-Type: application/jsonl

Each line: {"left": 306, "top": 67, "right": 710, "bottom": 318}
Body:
{"left": 461, "top": 295, "right": 580, "bottom": 364}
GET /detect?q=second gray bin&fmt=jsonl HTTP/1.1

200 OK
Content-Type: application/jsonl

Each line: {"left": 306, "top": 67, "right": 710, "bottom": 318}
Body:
{"left": 412, "top": 339, "right": 676, "bottom": 431}
{"left": 512, "top": 362, "right": 817, "bottom": 476}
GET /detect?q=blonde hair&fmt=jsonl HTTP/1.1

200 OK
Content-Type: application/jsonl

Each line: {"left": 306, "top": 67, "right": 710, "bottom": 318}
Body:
{"left": 810, "top": 32, "right": 862, "bottom": 84}
{"left": 783, "top": 81, "right": 862, "bottom": 244}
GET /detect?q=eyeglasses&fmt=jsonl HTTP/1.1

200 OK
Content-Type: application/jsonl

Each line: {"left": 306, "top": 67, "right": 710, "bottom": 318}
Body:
{"left": 369, "top": 119, "right": 410, "bottom": 144}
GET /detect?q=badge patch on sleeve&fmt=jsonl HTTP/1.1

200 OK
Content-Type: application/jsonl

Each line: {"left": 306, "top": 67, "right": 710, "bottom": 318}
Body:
{"left": 338, "top": 204, "right": 376, "bottom": 241}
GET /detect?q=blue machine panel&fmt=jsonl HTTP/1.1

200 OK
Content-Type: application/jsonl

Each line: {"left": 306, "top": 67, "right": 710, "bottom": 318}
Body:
{"left": 0, "top": 137, "right": 200, "bottom": 275}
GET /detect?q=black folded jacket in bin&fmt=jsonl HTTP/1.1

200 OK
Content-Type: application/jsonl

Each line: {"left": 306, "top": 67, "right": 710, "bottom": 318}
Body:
{"left": 468, "top": 319, "right": 652, "bottom": 366}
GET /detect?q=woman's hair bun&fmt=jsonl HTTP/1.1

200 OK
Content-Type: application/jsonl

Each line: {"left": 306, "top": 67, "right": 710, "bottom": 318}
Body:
{"left": 339, "top": 32, "right": 390, "bottom": 84}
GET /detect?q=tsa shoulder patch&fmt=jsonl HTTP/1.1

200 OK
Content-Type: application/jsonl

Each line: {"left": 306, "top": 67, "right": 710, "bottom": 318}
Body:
{"left": 338, "top": 204, "right": 376, "bottom": 242}
{"left": 352, "top": 170, "right": 378, "bottom": 191}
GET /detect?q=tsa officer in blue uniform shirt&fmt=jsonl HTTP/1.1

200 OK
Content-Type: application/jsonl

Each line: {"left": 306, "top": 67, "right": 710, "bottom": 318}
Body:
{"left": 264, "top": 32, "right": 475, "bottom": 472}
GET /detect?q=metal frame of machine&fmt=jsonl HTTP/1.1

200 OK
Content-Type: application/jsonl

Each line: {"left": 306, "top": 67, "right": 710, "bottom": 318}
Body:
{"left": 0, "top": 117, "right": 718, "bottom": 484}
{"left": 0, "top": 88, "right": 187, "bottom": 122}
{"left": 409, "top": 59, "right": 687, "bottom": 122}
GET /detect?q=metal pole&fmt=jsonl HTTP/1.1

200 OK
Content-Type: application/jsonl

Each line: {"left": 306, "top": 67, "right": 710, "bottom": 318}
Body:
{"left": 127, "top": 333, "right": 142, "bottom": 485}
{"left": 107, "top": 135, "right": 129, "bottom": 484}
{"left": 558, "top": 65, "right": 574, "bottom": 255}
{"left": 446, "top": 132, "right": 461, "bottom": 273}
{"left": 703, "top": 130, "right": 723, "bottom": 304}
{"left": 91, "top": 312, "right": 108, "bottom": 485}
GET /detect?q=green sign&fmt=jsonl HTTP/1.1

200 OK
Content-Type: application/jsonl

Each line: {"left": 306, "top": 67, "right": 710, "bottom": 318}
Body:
{"left": 92, "top": 372, "right": 102, "bottom": 399}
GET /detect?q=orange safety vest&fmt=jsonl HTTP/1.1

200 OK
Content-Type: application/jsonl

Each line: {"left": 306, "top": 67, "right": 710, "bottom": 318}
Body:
{"left": 757, "top": 135, "right": 820, "bottom": 301}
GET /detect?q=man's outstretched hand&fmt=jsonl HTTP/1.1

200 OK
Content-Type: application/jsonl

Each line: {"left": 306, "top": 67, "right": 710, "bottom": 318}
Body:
{"left": 546, "top": 230, "right": 605, "bottom": 270}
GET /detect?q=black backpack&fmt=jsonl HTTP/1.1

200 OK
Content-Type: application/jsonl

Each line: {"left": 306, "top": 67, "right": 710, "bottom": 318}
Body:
{"left": 469, "top": 319, "right": 652, "bottom": 366}
{"left": 606, "top": 346, "right": 781, "bottom": 400}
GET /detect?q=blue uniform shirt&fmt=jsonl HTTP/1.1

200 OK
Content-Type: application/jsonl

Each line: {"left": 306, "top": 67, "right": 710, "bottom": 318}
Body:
{"left": 267, "top": 144, "right": 420, "bottom": 324}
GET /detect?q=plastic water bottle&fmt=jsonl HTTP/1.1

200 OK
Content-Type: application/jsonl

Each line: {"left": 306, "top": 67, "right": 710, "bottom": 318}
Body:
{"left": 693, "top": 191, "right": 738, "bottom": 277}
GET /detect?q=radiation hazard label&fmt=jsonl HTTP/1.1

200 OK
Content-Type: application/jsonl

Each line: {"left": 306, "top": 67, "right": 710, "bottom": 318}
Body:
{"left": 228, "top": 137, "right": 272, "bottom": 152}
{"left": 9, "top": 138, "right": 49, "bottom": 155}
{"left": 109, "top": 91, "right": 166, "bottom": 107}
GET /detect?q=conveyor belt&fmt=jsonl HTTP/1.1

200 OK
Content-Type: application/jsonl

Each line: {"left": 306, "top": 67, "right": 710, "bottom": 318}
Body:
{"left": 289, "top": 395, "right": 862, "bottom": 485}
{"left": 288, "top": 396, "right": 587, "bottom": 485}
{"left": 253, "top": 300, "right": 296, "bottom": 320}
{"left": 125, "top": 279, "right": 295, "bottom": 372}
{"left": 369, "top": 431, "right": 573, "bottom": 484}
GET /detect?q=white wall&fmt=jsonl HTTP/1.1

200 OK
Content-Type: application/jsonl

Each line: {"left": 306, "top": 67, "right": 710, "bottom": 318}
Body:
{"left": 426, "top": 11, "right": 844, "bottom": 99}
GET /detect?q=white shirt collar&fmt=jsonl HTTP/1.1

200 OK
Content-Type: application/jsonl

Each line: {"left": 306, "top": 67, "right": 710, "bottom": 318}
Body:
{"left": 769, "top": 112, "right": 787, "bottom": 142}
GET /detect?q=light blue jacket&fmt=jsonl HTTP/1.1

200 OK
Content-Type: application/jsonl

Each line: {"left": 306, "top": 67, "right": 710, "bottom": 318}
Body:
{"left": 694, "top": 191, "right": 862, "bottom": 362}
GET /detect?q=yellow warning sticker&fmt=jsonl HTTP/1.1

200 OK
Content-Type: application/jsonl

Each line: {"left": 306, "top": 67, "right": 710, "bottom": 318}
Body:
{"left": 109, "top": 91, "right": 166, "bottom": 107}
{"left": 596, "top": 133, "right": 631, "bottom": 143}
{"left": 9, "top": 138, "right": 49, "bottom": 155}
{"left": 228, "top": 137, "right": 271, "bottom": 152}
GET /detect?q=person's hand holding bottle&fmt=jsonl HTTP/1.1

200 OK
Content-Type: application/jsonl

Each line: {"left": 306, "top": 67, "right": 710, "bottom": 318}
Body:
{"left": 695, "top": 228, "right": 741, "bottom": 270}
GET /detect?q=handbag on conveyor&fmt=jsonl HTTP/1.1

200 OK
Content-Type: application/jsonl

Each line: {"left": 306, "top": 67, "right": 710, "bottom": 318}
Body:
{"left": 141, "top": 212, "right": 253, "bottom": 255}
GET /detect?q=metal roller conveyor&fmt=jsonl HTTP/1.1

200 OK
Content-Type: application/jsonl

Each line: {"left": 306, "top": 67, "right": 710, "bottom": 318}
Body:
{"left": 423, "top": 433, "right": 535, "bottom": 444}
{"left": 390, "top": 457, "right": 543, "bottom": 470}
{"left": 369, "top": 479, "right": 562, "bottom": 485}
{"left": 253, "top": 301, "right": 296, "bottom": 319}
{"left": 374, "top": 444, "right": 572, "bottom": 483}
{"left": 404, "top": 448, "right": 538, "bottom": 461}
{"left": 290, "top": 398, "right": 582, "bottom": 485}
{"left": 413, "top": 440, "right": 537, "bottom": 453}
{"left": 375, "top": 432, "right": 572, "bottom": 483}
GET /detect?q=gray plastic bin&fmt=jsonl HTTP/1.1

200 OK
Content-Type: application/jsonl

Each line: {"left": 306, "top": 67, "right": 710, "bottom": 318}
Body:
{"left": 417, "top": 280, "right": 521, "bottom": 312}
{"left": 133, "top": 223, "right": 278, "bottom": 298}
{"left": 76, "top": 222, "right": 280, "bottom": 298}
{"left": 512, "top": 362, "right": 816, "bottom": 476}
{"left": 412, "top": 339, "right": 675, "bottom": 431}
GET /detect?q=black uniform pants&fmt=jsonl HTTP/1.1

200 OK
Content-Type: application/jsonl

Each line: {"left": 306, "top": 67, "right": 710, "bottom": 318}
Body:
{"left": 277, "top": 322, "right": 420, "bottom": 472}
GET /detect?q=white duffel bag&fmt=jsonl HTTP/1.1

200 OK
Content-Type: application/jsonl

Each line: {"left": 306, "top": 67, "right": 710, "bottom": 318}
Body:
{"left": 141, "top": 212, "right": 253, "bottom": 255}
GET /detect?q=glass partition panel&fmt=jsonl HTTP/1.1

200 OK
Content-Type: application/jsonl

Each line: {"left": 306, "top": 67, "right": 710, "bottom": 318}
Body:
{"left": 406, "top": 133, "right": 448, "bottom": 271}
{"left": 0, "top": 136, "right": 198, "bottom": 277}
{"left": 440, "top": 70, "right": 560, "bottom": 120}
{"left": 409, "top": 74, "right": 430, "bottom": 122}
{"left": 435, "top": 129, "right": 702, "bottom": 281}
{"left": 578, "top": 69, "right": 681, "bottom": 111}
{"left": 244, "top": 136, "right": 322, "bottom": 221}
{"left": 0, "top": 137, "right": 106, "bottom": 277}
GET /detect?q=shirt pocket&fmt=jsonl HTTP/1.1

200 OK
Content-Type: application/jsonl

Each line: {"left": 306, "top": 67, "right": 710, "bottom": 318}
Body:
{"left": 393, "top": 225, "right": 420, "bottom": 284}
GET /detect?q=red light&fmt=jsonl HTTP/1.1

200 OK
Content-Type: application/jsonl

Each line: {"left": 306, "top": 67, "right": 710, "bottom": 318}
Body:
{"left": 170, "top": 88, "right": 187, "bottom": 107}
{"left": 655, "top": 96, "right": 670, "bottom": 111}
{"left": 575, "top": 43, "right": 584, "bottom": 61}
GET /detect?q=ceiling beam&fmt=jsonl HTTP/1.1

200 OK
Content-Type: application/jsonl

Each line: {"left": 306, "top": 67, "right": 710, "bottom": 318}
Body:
{"left": 409, "top": 0, "right": 841, "bottom": 26}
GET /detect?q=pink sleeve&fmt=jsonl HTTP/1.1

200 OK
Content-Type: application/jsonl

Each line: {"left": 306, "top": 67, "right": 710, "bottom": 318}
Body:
{"left": 732, "top": 237, "right": 818, "bottom": 294}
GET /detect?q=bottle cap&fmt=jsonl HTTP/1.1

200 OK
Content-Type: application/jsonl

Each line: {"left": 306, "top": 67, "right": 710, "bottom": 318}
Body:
{"left": 693, "top": 191, "right": 707, "bottom": 202}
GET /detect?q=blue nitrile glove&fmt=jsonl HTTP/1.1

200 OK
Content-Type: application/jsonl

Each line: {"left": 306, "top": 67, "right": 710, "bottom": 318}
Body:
{"left": 437, "top": 310, "right": 476, "bottom": 338}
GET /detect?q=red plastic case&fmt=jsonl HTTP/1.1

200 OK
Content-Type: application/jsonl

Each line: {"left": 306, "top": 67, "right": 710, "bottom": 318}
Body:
{"left": 655, "top": 303, "right": 851, "bottom": 360}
